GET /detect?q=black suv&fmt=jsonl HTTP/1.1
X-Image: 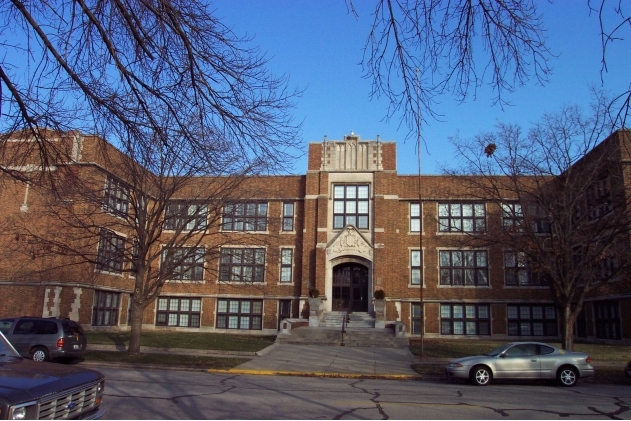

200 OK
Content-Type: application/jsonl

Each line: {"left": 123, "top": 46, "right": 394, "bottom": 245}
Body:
{"left": 0, "top": 317, "right": 87, "bottom": 361}
{"left": 0, "top": 331, "right": 105, "bottom": 419}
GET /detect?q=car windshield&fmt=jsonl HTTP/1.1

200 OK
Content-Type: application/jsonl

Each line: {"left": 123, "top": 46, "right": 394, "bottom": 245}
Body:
{"left": 485, "top": 344, "right": 514, "bottom": 357}
{"left": 0, "top": 332, "right": 21, "bottom": 360}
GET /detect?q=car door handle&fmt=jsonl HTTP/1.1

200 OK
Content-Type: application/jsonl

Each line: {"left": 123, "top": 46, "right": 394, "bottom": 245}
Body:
{"left": 530, "top": 359, "right": 537, "bottom": 362}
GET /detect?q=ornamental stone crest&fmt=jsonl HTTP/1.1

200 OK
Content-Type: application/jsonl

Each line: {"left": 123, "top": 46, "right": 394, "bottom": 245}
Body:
{"left": 326, "top": 226, "right": 373, "bottom": 260}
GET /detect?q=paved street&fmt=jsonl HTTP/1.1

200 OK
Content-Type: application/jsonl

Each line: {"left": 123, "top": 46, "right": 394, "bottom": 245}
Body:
{"left": 98, "top": 366, "right": 631, "bottom": 419}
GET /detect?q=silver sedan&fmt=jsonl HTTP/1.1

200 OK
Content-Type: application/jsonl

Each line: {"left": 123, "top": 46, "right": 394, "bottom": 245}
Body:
{"left": 444, "top": 342, "right": 594, "bottom": 387}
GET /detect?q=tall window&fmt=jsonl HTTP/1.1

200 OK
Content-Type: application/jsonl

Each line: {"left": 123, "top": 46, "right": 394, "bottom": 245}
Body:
{"left": 222, "top": 203, "right": 268, "bottom": 231}
{"left": 586, "top": 174, "right": 613, "bottom": 221}
{"left": 507, "top": 304, "right": 557, "bottom": 336}
{"left": 219, "top": 248, "right": 266, "bottom": 282}
{"left": 216, "top": 299, "right": 263, "bottom": 330}
{"left": 411, "top": 303, "right": 423, "bottom": 334}
{"left": 502, "top": 203, "right": 523, "bottom": 231}
{"left": 410, "top": 203, "right": 421, "bottom": 232}
{"left": 333, "top": 184, "right": 369, "bottom": 229}
{"left": 103, "top": 176, "right": 129, "bottom": 216}
{"left": 92, "top": 290, "right": 120, "bottom": 326}
{"left": 594, "top": 301, "right": 621, "bottom": 340}
{"left": 504, "top": 251, "right": 550, "bottom": 287}
{"left": 410, "top": 250, "right": 422, "bottom": 285}
{"left": 440, "top": 304, "right": 490, "bottom": 335}
{"left": 439, "top": 250, "right": 488, "bottom": 286}
{"left": 162, "top": 247, "right": 205, "bottom": 281}
{"left": 438, "top": 203, "right": 486, "bottom": 232}
{"left": 164, "top": 202, "right": 207, "bottom": 231}
{"left": 156, "top": 297, "right": 201, "bottom": 327}
{"left": 280, "top": 248, "right": 293, "bottom": 283}
{"left": 282, "top": 202, "right": 295, "bottom": 231}
{"left": 96, "top": 229, "right": 125, "bottom": 274}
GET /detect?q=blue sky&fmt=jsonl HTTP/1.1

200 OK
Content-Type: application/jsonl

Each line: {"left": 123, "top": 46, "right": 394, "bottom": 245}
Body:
{"left": 212, "top": 1, "right": 630, "bottom": 175}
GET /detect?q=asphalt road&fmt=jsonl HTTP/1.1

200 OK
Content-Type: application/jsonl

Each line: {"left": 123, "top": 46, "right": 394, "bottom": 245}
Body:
{"left": 97, "top": 366, "right": 631, "bottom": 419}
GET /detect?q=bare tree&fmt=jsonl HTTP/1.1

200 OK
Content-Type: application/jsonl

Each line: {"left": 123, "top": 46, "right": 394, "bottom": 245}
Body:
{"left": 0, "top": 1, "right": 301, "bottom": 185}
{"left": 4, "top": 124, "right": 275, "bottom": 354}
{"left": 356, "top": 0, "right": 552, "bottom": 136}
{"left": 446, "top": 99, "right": 631, "bottom": 350}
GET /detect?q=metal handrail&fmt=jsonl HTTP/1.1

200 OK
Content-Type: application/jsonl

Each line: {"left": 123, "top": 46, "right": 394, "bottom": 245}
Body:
{"left": 340, "top": 308, "right": 350, "bottom": 346}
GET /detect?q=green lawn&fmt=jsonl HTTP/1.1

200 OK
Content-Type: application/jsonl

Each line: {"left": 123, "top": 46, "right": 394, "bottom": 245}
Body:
{"left": 83, "top": 351, "right": 248, "bottom": 370}
{"left": 410, "top": 338, "right": 630, "bottom": 363}
{"left": 86, "top": 331, "right": 276, "bottom": 352}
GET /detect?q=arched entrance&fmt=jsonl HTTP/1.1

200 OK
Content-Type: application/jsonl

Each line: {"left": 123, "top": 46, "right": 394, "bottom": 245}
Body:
{"left": 332, "top": 263, "right": 368, "bottom": 312}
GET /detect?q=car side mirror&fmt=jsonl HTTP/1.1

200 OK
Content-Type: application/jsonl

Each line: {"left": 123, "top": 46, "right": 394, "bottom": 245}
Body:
{"left": 499, "top": 353, "right": 506, "bottom": 358}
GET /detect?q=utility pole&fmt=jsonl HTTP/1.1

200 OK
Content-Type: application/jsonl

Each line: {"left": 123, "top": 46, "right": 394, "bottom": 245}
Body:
{"left": 416, "top": 68, "right": 424, "bottom": 357}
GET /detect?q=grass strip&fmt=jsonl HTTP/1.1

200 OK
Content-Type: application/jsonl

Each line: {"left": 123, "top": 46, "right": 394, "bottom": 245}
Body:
{"left": 83, "top": 350, "right": 249, "bottom": 370}
{"left": 86, "top": 331, "right": 276, "bottom": 352}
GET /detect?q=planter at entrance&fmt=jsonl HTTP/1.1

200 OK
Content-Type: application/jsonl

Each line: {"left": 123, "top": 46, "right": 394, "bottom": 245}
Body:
{"left": 374, "top": 298, "right": 386, "bottom": 328}
{"left": 308, "top": 297, "right": 323, "bottom": 327}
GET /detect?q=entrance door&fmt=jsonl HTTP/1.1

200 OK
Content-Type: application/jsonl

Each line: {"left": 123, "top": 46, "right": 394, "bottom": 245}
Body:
{"left": 332, "top": 263, "right": 368, "bottom": 312}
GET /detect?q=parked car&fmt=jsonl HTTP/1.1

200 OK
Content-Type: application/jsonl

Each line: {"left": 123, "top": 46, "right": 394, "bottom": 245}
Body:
{"left": 0, "top": 317, "right": 87, "bottom": 362}
{"left": 625, "top": 360, "right": 631, "bottom": 378}
{"left": 444, "top": 342, "right": 594, "bottom": 387}
{"left": 0, "top": 331, "right": 105, "bottom": 419}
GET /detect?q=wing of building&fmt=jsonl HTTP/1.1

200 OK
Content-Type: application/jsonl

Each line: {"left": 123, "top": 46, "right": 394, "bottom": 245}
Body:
{"left": 0, "top": 129, "right": 629, "bottom": 343}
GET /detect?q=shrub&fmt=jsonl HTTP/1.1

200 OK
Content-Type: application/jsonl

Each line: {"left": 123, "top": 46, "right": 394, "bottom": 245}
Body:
{"left": 308, "top": 288, "right": 320, "bottom": 298}
{"left": 374, "top": 289, "right": 385, "bottom": 299}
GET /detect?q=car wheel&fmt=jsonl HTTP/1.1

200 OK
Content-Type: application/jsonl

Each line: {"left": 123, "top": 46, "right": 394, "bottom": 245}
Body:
{"left": 471, "top": 365, "right": 492, "bottom": 386}
{"left": 31, "top": 347, "right": 49, "bottom": 362}
{"left": 557, "top": 366, "right": 578, "bottom": 387}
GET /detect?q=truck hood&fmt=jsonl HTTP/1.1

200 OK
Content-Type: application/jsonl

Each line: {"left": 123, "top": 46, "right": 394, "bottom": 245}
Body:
{"left": 0, "top": 359, "right": 103, "bottom": 405}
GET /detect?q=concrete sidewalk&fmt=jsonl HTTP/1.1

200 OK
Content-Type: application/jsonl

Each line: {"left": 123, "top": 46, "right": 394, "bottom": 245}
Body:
{"left": 208, "top": 343, "right": 422, "bottom": 380}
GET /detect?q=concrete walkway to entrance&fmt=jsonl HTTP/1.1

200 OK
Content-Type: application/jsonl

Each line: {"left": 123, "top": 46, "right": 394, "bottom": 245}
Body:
{"left": 210, "top": 343, "right": 421, "bottom": 380}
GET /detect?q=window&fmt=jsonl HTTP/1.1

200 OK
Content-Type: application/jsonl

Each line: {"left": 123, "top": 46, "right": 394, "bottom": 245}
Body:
{"left": 164, "top": 202, "right": 207, "bottom": 231}
{"left": 222, "top": 203, "right": 268, "bottom": 231}
{"left": 502, "top": 203, "right": 523, "bottom": 231}
{"left": 438, "top": 203, "right": 486, "bottom": 232}
{"left": 219, "top": 248, "right": 266, "bottom": 282}
{"left": 411, "top": 303, "right": 423, "bottom": 334}
{"left": 92, "top": 290, "right": 120, "bottom": 326}
{"left": 440, "top": 304, "right": 490, "bottom": 335}
{"left": 594, "top": 301, "right": 621, "bottom": 340}
{"left": 439, "top": 250, "right": 488, "bottom": 286}
{"left": 156, "top": 297, "right": 201, "bottom": 327}
{"left": 596, "top": 251, "right": 618, "bottom": 281}
{"left": 96, "top": 229, "right": 125, "bottom": 274}
{"left": 103, "top": 176, "right": 129, "bottom": 216}
{"left": 333, "top": 184, "right": 369, "bottom": 229}
{"left": 216, "top": 299, "right": 263, "bottom": 330}
{"left": 162, "top": 247, "right": 205, "bottom": 281}
{"left": 280, "top": 248, "right": 293, "bottom": 283}
{"left": 507, "top": 304, "right": 557, "bottom": 336}
{"left": 410, "top": 250, "right": 423, "bottom": 285}
{"left": 410, "top": 203, "right": 421, "bottom": 232}
{"left": 504, "top": 251, "right": 550, "bottom": 287}
{"left": 282, "top": 202, "right": 295, "bottom": 231}
{"left": 586, "top": 174, "right": 613, "bottom": 221}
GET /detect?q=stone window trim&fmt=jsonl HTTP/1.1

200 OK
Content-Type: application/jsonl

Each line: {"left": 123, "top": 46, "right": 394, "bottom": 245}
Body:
{"left": 219, "top": 247, "right": 267, "bottom": 283}
{"left": 222, "top": 202, "right": 269, "bottom": 232}
{"left": 440, "top": 303, "right": 491, "bottom": 336}
{"left": 332, "top": 184, "right": 370, "bottom": 230}
{"left": 163, "top": 201, "right": 208, "bottom": 232}
{"left": 438, "top": 249, "right": 490, "bottom": 287}
{"left": 409, "top": 202, "right": 422, "bottom": 233}
{"left": 279, "top": 247, "right": 294, "bottom": 284}
{"left": 216, "top": 298, "right": 263, "bottom": 330}
{"left": 409, "top": 248, "right": 425, "bottom": 287}
{"left": 161, "top": 246, "right": 205, "bottom": 282}
{"left": 95, "top": 228, "right": 126, "bottom": 276}
{"left": 438, "top": 202, "right": 486, "bottom": 233}
{"left": 156, "top": 297, "right": 202, "bottom": 328}
{"left": 92, "top": 290, "right": 120, "bottom": 327}
{"left": 102, "top": 175, "right": 129, "bottom": 217}
{"left": 281, "top": 202, "right": 295, "bottom": 232}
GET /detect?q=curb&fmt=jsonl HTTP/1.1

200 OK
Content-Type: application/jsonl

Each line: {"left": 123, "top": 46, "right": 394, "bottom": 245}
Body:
{"left": 206, "top": 368, "right": 423, "bottom": 380}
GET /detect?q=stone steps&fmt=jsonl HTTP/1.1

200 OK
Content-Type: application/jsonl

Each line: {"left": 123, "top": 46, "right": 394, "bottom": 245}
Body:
{"left": 276, "top": 325, "right": 409, "bottom": 348}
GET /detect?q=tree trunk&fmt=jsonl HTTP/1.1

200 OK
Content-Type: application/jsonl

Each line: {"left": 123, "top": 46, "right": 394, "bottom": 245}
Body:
{"left": 128, "top": 295, "right": 144, "bottom": 355}
{"left": 559, "top": 304, "right": 576, "bottom": 351}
